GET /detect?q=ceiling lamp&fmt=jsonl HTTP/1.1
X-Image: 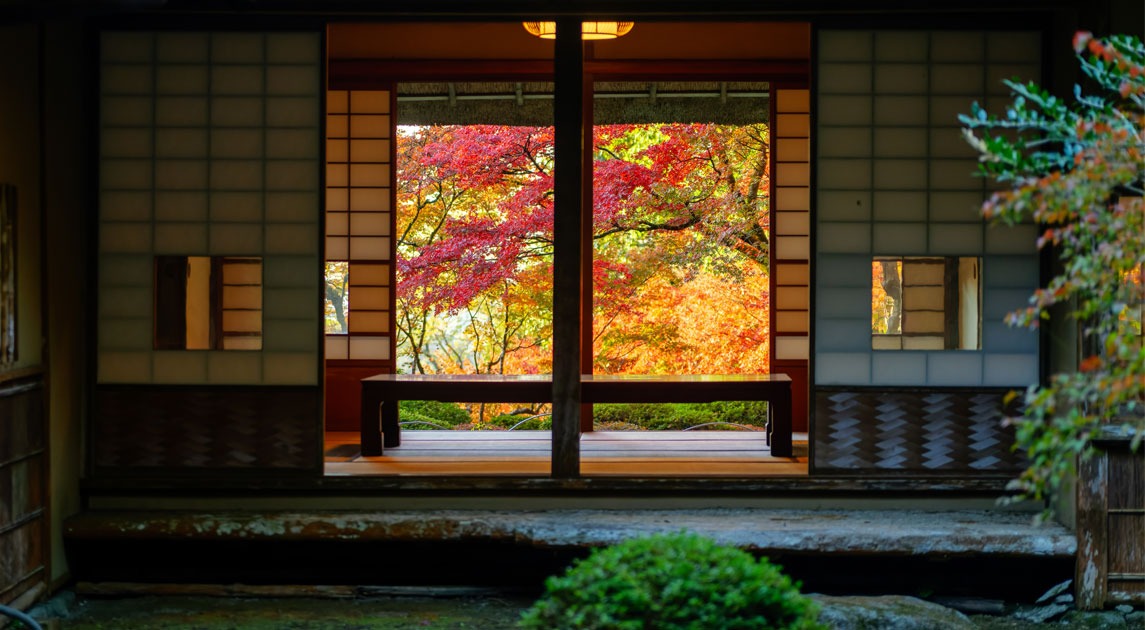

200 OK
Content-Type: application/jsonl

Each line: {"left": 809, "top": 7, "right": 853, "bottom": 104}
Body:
{"left": 522, "top": 21, "right": 635, "bottom": 41}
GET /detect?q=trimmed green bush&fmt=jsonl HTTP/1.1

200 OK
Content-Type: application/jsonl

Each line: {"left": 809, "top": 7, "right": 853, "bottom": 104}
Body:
{"left": 399, "top": 399, "right": 471, "bottom": 428}
{"left": 488, "top": 413, "right": 552, "bottom": 430}
{"left": 592, "top": 402, "right": 768, "bottom": 431}
{"left": 520, "top": 532, "right": 822, "bottom": 630}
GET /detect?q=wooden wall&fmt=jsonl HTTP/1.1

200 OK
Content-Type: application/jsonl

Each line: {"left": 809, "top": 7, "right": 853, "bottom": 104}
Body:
{"left": 0, "top": 375, "right": 47, "bottom": 609}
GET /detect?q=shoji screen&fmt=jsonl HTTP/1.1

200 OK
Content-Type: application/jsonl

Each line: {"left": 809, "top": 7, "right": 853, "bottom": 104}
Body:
{"left": 772, "top": 88, "right": 811, "bottom": 361}
{"left": 98, "top": 32, "right": 322, "bottom": 386}
{"left": 815, "top": 30, "right": 1041, "bottom": 388}
{"left": 324, "top": 90, "right": 394, "bottom": 363}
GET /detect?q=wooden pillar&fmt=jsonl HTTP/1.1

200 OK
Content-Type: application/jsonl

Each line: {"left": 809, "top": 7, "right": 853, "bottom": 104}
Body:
{"left": 580, "top": 45, "right": 595, "bottom": 433}
{"left": 551, "top": 19, "right": 584, "bottom": 478}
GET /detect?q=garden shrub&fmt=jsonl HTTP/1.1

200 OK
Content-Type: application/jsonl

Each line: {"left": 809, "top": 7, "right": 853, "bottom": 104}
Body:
{"left": 399, "top": 399, "right": 471, "bottom": 428}
{"left": 520, "top": 532, "right": 822, "bottom": 630}
{"left": 592, "top": 402, "right": 769, "bottom": 431}
{"left": 488, "top": 413, "right": 552, "bottom": 430}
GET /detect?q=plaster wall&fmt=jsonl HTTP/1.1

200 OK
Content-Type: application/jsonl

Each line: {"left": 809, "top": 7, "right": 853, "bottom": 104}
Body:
{"left": 0, "top": 23, "right": 43, "bottom": 372}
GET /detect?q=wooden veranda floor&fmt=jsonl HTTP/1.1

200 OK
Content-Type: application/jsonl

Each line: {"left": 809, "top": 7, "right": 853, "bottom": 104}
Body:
{"left": 324, "top": 431, "right": 808, "bottom": 477}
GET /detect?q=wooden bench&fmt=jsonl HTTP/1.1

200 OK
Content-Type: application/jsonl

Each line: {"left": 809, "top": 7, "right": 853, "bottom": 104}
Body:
{"left": 360, "top": 373, "right": 792, "bottom": 459}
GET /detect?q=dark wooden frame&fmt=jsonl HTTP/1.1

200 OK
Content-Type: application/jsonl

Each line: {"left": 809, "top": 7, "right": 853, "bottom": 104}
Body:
{"left": 360, "top": 373, "right": 793, "bottom": 457}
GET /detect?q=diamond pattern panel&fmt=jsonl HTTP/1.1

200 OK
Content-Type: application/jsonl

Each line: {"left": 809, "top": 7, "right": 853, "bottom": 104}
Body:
{"left": 93, "top": 386, "right": 320, "bottom": 472}
{"left": 813, "top": 388, "right": 1024, "bottom": 474}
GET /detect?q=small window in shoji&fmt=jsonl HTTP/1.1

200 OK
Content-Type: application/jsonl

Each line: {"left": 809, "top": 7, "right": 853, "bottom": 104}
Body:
{"left": 325, "top": 89, "right": 393, "bottom": 361}
{"left": 153, "top": 255, "right": 263, "bottom": 350}
{"left": 872, "top": 256, "right": 980, "bottom": 351}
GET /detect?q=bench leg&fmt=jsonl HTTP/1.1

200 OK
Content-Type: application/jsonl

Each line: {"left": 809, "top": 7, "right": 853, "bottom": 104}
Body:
{"left": 770, "top": 388, "right": 793, "bottom": 458}
{"left": 360, "top": 388, "right": 384, "bottom": 456}
{"left": 382, "top": 399, "right": 400, "bottom": 449}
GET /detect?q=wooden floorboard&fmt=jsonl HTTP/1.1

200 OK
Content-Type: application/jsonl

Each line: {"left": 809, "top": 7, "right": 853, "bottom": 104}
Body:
{"left": 324, "top": 430, "right": 807, "bottom": 477}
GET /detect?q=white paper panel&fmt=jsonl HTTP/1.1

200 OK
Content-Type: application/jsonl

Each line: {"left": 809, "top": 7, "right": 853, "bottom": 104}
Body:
{"left": 102, "top": 97, "right": 152, "bottom": 126}
{"left": 350, "top": 236, "right": 390, "bottom": 260}
{"left": 157, "top": 65, "right": 208, "bottom": 94}
{"left": 154, "top": 223, "right": 208, "bottom": 253}
{"left": 349, "top": 336, "right": 391, "bottom": 360}
{"left": 211, "top": 129, "right": 263, "bottom": 159}
{"left": 212, "top": 33, "right": 263, "bottom": 63}
{"left": 98, "top": 288, "right": 152, "bottom": 316}
{"left": 817, "top": 224, "right": 870, "bottom": 254}
{"left": 326, "top": 212, "right": 349, "bottom": 236}
{"left": 926, "top": 352, "right": 982, "bottom": 385}
{"left": 325, "top": 335, "right": 349, "bottom": 359}
{"left": 212, "top": 65, "right": 264, "bottom": 95}
{"left": 350, "top": 164, "right": 391, "bottom": 187}
{"left": 775, "top": 211, "right": 810, "bottom": 236}
{"left": 819, "top": 32, "right": 872, "bottom": 62}
{"left": 325, "top": 188, "right": 348, "bottom": 212}
{"left": 265, "top": 224, "right": 315, "bottom": 254}
{"left": 267, "top": 65, "right": 319, "bottom": 96}
{"left": 349, "top": 188, "right": 390, "bottom": 212}
{"left": 872, "top": 191, "right": 926, "bottom": 221}
{"left": 350, "top": 115, "right": 390, "bottom": 139}
{"left": 350, "top": 91, "right": 391, "bottom": 114}
{"left": 775, "top": 264, "right": 809, "bottom": 285}
{"left": 349, "top": 311, "right": 390, "bottom": 334}
{"left": 818, "top": 127, "right": 872, "bottom": 158}
{"left": 155, "top": 160, "right": 208, "bottom": 190}
{"left": 875, "top": 64, "right": 927, "bottom": 93}
{"left": 325, "top": 237, "right": 348, "bottom": 260}
{"left": 348, "top": 286, "right": 390, "bottom": 310}
{"left": 266, "top": 161, "right": 318, "bottom": 190}
{"left": 97, "top": 351, "right": 152, "bottom": 383}
{"left": 873, "top": 159, "right": 926, "bottom": 190}
{"left": 266, "top": 97, "right": 319, "bottom": 126}
{"left": 102, "top": 191, "right": 153, "bottom": 221}
{"left": 873, "top": 96, "right": 927, "bottom": 126}
{"left": 776, "top": 163, "right": 810, "bottom": 187}
{"left": 102, "top": 33, "right": 153, "bottom": 63}
{"left": 871, "top": 353, "right": 928, "bottom": 385}
{"left": 156, "top": 96, "right": 209, "bottom": 126}
{"left": 156, "top": 129, "right": 209, "bottom": 158}
{"left": 262, "top": 353, "right": 317, "bottom": 385}
{"left": 928, "top": 224, "right": 983, "bottom": 254}
{"left": 775, "top": 311, "right": 809, "bottom": 333}
{"left": 102, "top": 159, "right": 153, "bottom": 189}
{"left": 775, "top": 187, "right": 810, "bottom": 212}
{"left": 873, "top": 127, "right": 927, "bottom": 158}
{"left": 210, "top": 160, "right": 262, "bottom": 190}
{"left": 102, "top": 128, "right": 152, "bottom": 158}
{"left": 98, "top": 318, "right": 152, "bottom": 351}
{"left": 326, "top": 91, "right": 349, "bottom": 114}
{"left": 211, "top": 191, "right": 262, "bottom": 222}
{"left": 268, "top": 33, "right": 320, "bottom": 64}
{"left": 157, "top": 33, "right": 208, "bottom": 62}
{"left": 100, "top": 223, "right": 151, "bottom": 254}
{"left": 210, "top": 223, "right": 262, "bottom": 253}
{"left": 208, "top": 352, "right": 262, "bottom": 383}
{"left": 153, "top": 352, "right": 208, "bottom": 383}
{"left": 774, "top": 235, "right": 810, "bottom": 260}
{"left": 817, "top": 95, "right": 872, "bottom": 125}
{"left": 874, "top": 32, "right": 927, "bottom": 61}
{"left": 775, "top": 336, "right": 809, "bottom": 360}
{"left": 775, "top": 89, "right": 809, "bottom": 113}
{"left": 873, "top": 223, "right": 927, "bottom": 254}
{"left": 817, "top": 64, "right": 871, "bottom": 94}
{"left": 268, "top": 129, "right": 319, "bottom": 158}
{"left": 350, "top": 212, "right": 390, "bottom": 236}
{"left": 210, "top": 97, "right": 263, "bottom": 126}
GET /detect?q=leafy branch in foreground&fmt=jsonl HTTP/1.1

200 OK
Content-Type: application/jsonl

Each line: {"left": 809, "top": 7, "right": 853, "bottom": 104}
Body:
{"left": 960, "top": 32, "right": 1144, "bottom": 517}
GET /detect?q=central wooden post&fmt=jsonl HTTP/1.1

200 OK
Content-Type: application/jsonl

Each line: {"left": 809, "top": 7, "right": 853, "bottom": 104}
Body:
{"left": 551, "top": 19, "right": 584, "bottom": 478}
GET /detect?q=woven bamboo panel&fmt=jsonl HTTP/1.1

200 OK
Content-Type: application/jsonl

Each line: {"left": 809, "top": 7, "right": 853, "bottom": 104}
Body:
{"left": 93, "top": 386, "right": 320, "bottom": 471}
{"left": 813, "top": 389, "right": 1023, "bottom": 474}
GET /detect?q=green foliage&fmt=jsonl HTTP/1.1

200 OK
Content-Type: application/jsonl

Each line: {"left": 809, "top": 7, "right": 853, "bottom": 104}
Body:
{"left": 520, "top": 532, "right": 822, "bottom": 630}
{"left": 399, "top": 400, "right": 471, "bottom": 428}
{"left": 592, "top": 401, "right": 769, "bottom": 431}
{"left": 960, "top": 33, "right": 1144, "bottom": 517}
{"left": 487, "top": 413, "right": 552, "bottom": 430}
